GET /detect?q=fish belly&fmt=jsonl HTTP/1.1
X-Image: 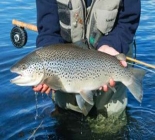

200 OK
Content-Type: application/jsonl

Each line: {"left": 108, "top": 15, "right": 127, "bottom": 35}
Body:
{"left": 61, "top": 76, "right": 109, "bottom": 93}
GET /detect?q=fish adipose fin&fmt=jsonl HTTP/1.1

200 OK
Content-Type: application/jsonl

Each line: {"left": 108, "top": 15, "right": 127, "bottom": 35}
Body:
{"left": 75, "top": 94, "right": 93, "bottom": 116}
{"left": 115, "top": 53, "right": 126, "bottom": 61}
{"left": 44, "top": 75, "right": 64, "bottom": 90}
{"left": 123, "top": 68, "right": 146, "bottom": 103}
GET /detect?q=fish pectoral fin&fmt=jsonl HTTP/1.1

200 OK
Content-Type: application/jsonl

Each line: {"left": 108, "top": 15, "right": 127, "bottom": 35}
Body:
{"left": 115, "top": 53, "right": 126, "bottom": 61}
{"left": 75, "top": 94, "right": 93, "bottom": 116}
{"left": 80, "top": 90, "right": 94, "bottom": 105}
{"left": 107, "top": 84, "right": 116, "bottom": 93}
{"left": 44, "top": 75, "right": 63, "bottom": 90}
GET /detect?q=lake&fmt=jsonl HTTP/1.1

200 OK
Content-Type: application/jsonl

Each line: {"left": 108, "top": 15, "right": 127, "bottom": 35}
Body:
{"left": 0, "top": 0, "right": 155, "bottom": 139}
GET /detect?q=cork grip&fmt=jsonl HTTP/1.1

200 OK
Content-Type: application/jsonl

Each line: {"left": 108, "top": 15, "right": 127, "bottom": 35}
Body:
{"left": 12, "top": 19, "right": 38, "bottom": 32}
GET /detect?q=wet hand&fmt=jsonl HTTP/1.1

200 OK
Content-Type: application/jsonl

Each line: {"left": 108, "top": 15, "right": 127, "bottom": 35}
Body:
{"left": 98, "top": 45, "right": 127, "bottom": 92}
{"left": 33, "top": 84, "right": 51, "bottom": 94}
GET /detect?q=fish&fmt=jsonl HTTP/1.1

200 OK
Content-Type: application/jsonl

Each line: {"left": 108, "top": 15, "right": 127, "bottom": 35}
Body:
{"left": 10, "top": 43, "right": 145, "bottom": 116}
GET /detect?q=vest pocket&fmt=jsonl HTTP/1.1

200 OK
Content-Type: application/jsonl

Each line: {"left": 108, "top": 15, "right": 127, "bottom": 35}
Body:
{"left": 70, "top": 7, "right": 83, "bottom": 42}
{"left": 95, "top": 9, "right": 118, "bottom": 34}
{"left": 58, "top": 2, "right": 83, "bottom": 42}
{"left": 58, "top": 2, "right": 72, "bottom": 42}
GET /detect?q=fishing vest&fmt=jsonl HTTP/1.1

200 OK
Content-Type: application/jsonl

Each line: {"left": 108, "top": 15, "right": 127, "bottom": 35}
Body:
{"left": 57, "top": 0, "right": 121, "bottom": 48}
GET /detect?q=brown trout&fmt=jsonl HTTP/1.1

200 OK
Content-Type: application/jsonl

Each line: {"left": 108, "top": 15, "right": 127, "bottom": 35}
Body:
{"left": 10, "top": 44, "right": 145, "bottom": 115}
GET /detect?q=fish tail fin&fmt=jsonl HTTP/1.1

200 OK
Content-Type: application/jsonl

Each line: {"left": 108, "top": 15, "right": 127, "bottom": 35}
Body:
{"left": 123, "top": 68, "right": 146, "bottom": 103}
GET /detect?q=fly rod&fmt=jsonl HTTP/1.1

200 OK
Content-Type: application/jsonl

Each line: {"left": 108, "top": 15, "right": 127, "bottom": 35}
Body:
{"left": 12, "top": 19, "right": 155, "bottom": 69}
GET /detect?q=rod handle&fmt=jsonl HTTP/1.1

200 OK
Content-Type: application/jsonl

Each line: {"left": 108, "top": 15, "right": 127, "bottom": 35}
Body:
{"left": 12, "top": 19, "right": 38, "bottom": 32}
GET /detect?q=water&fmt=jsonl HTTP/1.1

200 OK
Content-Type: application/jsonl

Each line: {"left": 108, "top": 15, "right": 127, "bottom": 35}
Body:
{"left": 0, "top": 0, "right": 155, "bottom": 139}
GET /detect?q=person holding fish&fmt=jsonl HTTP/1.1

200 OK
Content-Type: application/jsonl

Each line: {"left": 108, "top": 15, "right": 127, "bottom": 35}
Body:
{"left": 33, "top": 0, "right": 141, "bottom": 119}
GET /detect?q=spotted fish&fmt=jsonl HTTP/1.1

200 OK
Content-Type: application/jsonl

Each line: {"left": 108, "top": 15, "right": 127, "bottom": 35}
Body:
{"left": 10, "top": 44, "right": 145, "bottom": 115}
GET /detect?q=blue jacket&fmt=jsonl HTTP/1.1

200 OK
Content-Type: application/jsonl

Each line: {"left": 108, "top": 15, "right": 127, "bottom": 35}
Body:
{"left": 36, "top": 0, "right": 141, "bottom": 54}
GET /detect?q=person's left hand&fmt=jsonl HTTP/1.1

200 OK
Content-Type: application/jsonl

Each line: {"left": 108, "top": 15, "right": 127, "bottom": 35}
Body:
{"left": 98, "top": 45, "right": 127, "bottom": 92}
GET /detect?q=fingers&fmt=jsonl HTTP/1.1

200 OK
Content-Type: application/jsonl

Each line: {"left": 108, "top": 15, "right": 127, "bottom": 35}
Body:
{"left": 33, "top": 84, "right": 43, "bottom": 92}
{"left": 109, "top": 79, "right": 115, "bottom": 87}
{"left": 99, "top": 85, "right": 109, "bottom": 92}
{"left": 100, "top": 78, "right": 115, "bottom": 92}
{"left": 45, "top": 87, "right": 51, "bottom": 94}
{"left": 103, "top": 85, "right": 108, "bottom": 92}
{"left": 120, "top": 60, "right": 127, "bottom": 67}
{"left": 33, "top": 84, "right": 51, "bottom": 94}
{"left": 98, "top": 45, "right": 128, "bottom": 67}
{"left": 41, "top": 84, "right": 49, "bottom": 93}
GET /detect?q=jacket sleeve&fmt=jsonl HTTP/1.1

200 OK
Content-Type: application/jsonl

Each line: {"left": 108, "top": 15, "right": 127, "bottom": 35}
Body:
{"left": 97, "top": 0, "right": 141, "bottom": 54}
{"left": 36, "top": 0, "right": 64, "bottom": 48}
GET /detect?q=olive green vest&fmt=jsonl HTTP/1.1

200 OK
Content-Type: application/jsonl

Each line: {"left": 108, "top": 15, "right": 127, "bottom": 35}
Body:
{"left": 57, "top": 0, "right": 121, "bottom": 47}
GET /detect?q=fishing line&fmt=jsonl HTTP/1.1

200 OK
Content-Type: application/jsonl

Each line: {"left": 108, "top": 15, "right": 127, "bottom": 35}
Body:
{"left": 28, "top": 120, "right": 44, "bottom": 140}
{"left": 127, "top": 62, "right": 155, "bottom": 74}
{"left": 34, "top": 92, "right": 39, "bottom": 120}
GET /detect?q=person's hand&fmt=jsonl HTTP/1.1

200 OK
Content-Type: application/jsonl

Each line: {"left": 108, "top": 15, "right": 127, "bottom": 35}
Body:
{"left": 98, "top": 45, "right": 127, "bottom": 92}
{"left": 33, "top": 84, "right": 51, "bottom": 94}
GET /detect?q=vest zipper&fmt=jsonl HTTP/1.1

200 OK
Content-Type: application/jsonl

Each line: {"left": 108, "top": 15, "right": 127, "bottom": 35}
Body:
{"left": 80, "top": 0, "right": 97, "bottom": 48}
{"left": 80, "top": 0, "right": 86, "bottom": 39}
{"left": 85, "top": 0, "right": 96, "bottom": 48}
{"left": 68, "top": 0, "right": 73, "bottom": 10}
{"left": 85, "top": 0, "right": 96, "bottom": 25}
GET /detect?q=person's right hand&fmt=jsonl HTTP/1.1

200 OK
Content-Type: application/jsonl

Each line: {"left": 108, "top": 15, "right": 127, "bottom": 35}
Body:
{"left": 33, "top": 84, "right": 51, "bottom": 94}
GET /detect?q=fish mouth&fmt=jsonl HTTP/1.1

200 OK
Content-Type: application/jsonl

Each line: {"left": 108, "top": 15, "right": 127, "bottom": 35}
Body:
{"left": 10, "top": 68, "right": 43, "bottom": 86}
{"left": 10, "top": 69, "right": 36, "bottom": 86}
{"left": 10, "top": 74, "right": 22, "bottom": 84}
{"left": 10, "top": 73, "right": 33, "bottom": 86}
{"left": 10, "top": 69, "right": 22, "bottom": 83}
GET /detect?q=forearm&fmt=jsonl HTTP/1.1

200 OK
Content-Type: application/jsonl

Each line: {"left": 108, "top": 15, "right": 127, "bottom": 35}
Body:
{"left": 97, "top": 0, "right": 141, "bottom": 54}
{"left": 36, "top": 0, "right": 64, "bottom": 47}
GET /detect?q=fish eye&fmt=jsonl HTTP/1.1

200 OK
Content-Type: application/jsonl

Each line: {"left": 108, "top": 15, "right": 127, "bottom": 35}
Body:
{"left": 20, "top": 64, "right": 27, "bottom": 70}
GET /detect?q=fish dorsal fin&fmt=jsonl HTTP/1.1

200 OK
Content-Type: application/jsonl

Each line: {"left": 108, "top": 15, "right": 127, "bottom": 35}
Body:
{"left": 44, "top": 75, "right": 64, "bottom": 90}
{"left": 80, "top": 90, "right": 94, "bottom": 105}
{"left": 115, "top": 53, "right": 126, "bottom": 61}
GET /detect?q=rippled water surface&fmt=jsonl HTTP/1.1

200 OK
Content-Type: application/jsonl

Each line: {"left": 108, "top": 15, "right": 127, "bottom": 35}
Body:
{"left": 0, "top": 0, "right": 155, "bottom": 139}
